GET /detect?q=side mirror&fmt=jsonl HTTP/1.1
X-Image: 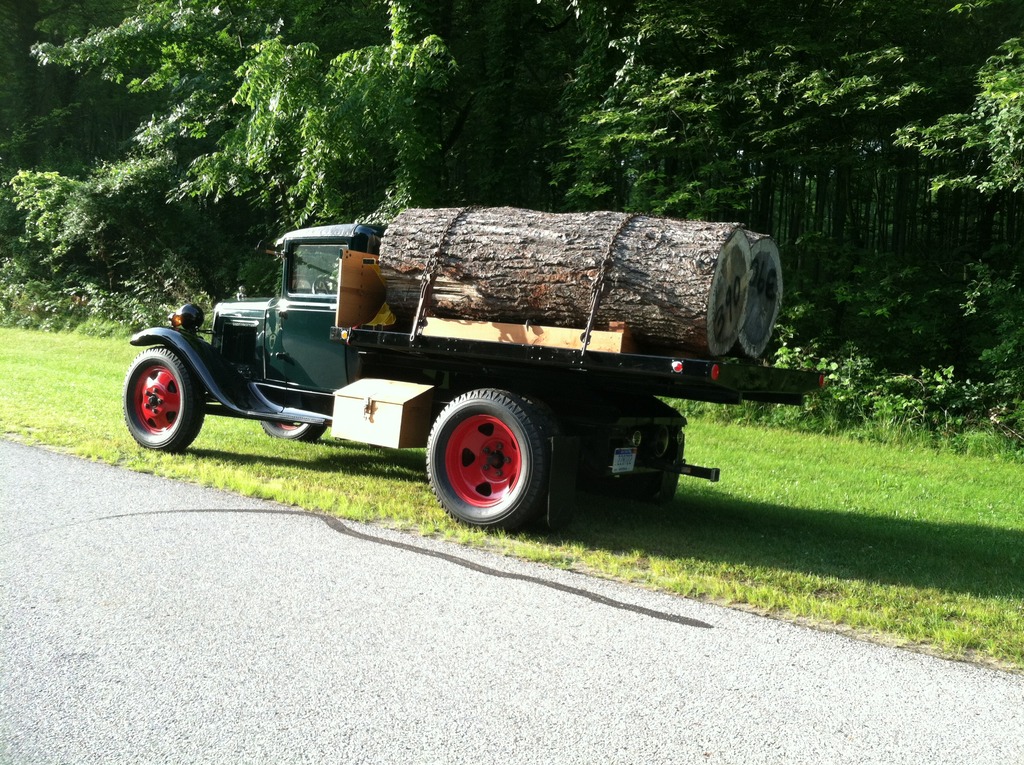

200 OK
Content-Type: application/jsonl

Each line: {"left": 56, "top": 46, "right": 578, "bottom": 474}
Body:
{"left": 254, "top": 238, "right": 284, "bottom": 258}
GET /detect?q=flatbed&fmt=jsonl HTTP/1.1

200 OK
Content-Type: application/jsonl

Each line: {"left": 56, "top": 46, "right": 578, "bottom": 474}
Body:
{"left": 336, "top": 325, "right": 820, "bottom": 406}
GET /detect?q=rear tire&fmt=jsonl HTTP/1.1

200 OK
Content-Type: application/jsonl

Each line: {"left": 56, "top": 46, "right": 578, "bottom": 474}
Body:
{"left": 123, "top": 347, "right": 206, "bottom": 453}
{"left": 426, "top": 389, "right": 557, "bottom": 530}
{"left": 260, "top": 421, "right": 327, "bottom": 442}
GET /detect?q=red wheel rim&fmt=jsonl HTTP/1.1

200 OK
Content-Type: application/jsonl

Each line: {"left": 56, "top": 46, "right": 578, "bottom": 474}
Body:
{"left": 445, "top": 415, "right": 523, "bottom": 508}
{"left": 131, "top": 364, "right": 182, "bottom": 434}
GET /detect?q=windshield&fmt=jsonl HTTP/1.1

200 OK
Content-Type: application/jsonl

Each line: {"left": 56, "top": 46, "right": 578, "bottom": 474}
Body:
{"left": 289, "top": 244, "right": 344, "bottom": 296}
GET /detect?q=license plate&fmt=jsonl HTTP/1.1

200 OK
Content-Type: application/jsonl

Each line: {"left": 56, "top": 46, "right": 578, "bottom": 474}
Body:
{"left": 611, "top": 447, "right": 637, "bottom": 474}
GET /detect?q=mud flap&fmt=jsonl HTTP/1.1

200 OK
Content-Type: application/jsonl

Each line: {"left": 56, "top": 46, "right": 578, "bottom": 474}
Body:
{"left": 546, "top": 435, "right": 580, "bottom": 530}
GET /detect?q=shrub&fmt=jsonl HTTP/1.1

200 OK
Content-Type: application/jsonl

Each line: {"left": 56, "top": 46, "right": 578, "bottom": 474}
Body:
{"left": 683, "top": 328, "right": 1022, "bottom": 458}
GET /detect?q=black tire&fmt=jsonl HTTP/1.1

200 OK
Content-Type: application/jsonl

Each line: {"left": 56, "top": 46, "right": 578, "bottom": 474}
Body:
{"left": 647, "top": 432, "right": 682, "bottom": 503}
{"left": 426, "top": 389, "right": 558, "bottom": 530}
{"left": 123, "top": 347, "right": 206, "bottom": 453}
{"left": 260, "top": 421, "right": 328, "bottom": 442}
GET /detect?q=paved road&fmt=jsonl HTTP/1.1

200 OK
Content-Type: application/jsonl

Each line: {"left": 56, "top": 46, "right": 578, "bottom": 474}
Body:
{"left": 1, "top": 440, "right": 1022, "bottom": 764}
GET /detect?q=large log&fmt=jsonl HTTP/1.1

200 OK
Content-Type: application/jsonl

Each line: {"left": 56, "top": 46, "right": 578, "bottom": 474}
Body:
{"left": 378, "top": 206, "right": 753, "bottom": 357}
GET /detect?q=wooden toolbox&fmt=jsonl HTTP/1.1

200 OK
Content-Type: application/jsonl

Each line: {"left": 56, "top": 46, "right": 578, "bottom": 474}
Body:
{"left": 332, "top": 378, "right": 434, "bottom": 449}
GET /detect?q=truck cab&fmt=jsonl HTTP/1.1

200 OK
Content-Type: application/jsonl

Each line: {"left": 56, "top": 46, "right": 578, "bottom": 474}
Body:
{"left": 211, "top": 224, "right": 385, "bottom": 415}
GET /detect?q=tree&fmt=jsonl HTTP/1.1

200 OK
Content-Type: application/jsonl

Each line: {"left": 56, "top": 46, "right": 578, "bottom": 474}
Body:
{"left": 191, "top": 1, "right": 454, "bottom": 223}
{"left": 899, "top": 35, "right": 1024, "bottom": 195}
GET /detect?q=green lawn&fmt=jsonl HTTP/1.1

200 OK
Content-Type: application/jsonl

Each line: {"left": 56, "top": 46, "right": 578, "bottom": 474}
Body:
{"left": 2, "top": 327, "right": 1022, "bottom": 670}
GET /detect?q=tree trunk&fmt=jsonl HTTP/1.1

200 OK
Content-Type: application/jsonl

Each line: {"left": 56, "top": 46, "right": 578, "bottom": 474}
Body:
{"left": 378, "top": 206, "right": 755, "bottom": 357}
{"left": 735, "top": 231, "right": 783, "bottom": 359}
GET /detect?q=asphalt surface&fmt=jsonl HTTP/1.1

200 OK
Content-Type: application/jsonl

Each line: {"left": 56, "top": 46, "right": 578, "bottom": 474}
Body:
{"left": 1, "top": 439, "right": 1023, "bottom": 765}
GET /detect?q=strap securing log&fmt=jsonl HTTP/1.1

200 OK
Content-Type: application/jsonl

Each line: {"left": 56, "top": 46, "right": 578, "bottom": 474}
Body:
{"left": 410, "top": 206, "right": 475, "bottom": 341}
{"left": 581, "top": 212, "right": 636, "bottom": 354}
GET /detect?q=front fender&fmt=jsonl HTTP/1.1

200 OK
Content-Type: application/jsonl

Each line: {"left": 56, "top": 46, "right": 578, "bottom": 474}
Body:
{"left": 130, "top": 328, "right": 327, "bottom": 426}
{"left": 130, "top": 327, "right": 258, "bottom": 413}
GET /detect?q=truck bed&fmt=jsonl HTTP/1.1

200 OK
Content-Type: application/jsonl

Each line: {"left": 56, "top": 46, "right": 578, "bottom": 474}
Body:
{"left": 334, "top": 326, "right": 822, "bottom": 406}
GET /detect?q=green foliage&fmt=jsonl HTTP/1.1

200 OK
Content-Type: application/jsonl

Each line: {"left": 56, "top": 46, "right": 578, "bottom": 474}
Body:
{"left": 962, "top": 265, "right": 1024, "bottom": 435}
{"left": 5, "top": 153, "right": 232, "bottom": 330}
{"left": 32, "top": 0, "right": 279, "bottom": 134}
{"left": 555, "top": 0, "right": 976, "bottom": 219}
{"left": 0, "top": 278, "right": 170, "bottom": 332}
{"left": 12, "top": 156, "right": 197, "bottom": 285}
{"left": 695, "top": 324, "right": 1023, "bottom": 458}
{"left": 898, "top": 36, "right": 1024, "bottom": 194}
{"left": 191, "top": 21, "right": 455, "bottom": 223}
{"left": 2, "top": 0, "right": 1024, "bottom": 453}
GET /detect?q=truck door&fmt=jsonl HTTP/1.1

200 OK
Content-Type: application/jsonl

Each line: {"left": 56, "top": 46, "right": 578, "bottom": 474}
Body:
{"left": 265, "top": 243, "right": 351, "bottom": 392}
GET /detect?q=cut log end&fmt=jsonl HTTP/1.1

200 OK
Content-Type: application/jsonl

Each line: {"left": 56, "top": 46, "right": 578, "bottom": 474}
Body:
{"left": 704, "top": 228, "right": 751, "bottom": 357}
{"left": 735, "top": 233, "right": 784, "bottom": 359}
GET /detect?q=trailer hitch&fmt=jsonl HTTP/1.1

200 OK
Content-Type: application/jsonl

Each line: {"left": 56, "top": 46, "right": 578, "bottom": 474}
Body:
{"left": 677, "top": 462, "right": 721, "bottom": 482}
{"left": 651, "top": 459, "right": 720, "bottom": 482}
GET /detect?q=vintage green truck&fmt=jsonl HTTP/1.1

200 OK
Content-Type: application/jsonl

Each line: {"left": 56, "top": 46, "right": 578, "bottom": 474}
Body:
{"left": 123, "top": 222, "right": 822, "bottom": 530}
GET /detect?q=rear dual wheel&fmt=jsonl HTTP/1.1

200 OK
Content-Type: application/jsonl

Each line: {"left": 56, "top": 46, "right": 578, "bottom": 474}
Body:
{"left": 426, "top": 389, "right": 558, "bottom": 530}
{"left": 123, "top": 347, "right": 205, "bottom": 453}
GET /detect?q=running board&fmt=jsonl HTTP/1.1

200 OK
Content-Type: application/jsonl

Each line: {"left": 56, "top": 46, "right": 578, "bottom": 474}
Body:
{"left": 203, "top": 381, "right": 329, "bottom": 426}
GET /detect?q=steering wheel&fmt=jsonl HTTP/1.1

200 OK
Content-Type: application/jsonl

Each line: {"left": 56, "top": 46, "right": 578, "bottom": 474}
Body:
{"left": 312, "top": 274, "right": 336, "bottom": 294}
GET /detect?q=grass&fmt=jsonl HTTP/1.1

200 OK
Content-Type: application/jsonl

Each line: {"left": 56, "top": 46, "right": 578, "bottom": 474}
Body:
{"left": 2, "top": 327, "right": 1022, "bottom": 671}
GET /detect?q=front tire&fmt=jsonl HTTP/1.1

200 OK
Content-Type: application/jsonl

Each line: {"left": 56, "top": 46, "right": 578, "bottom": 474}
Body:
{"left": 426, "top": 389, "right": 557, "bottom": 530}
{"left": 260, "top": 421, "right": 327, "bottom": 442}
{"left": 123, "top": 347, "right": 206, "bottom": 453}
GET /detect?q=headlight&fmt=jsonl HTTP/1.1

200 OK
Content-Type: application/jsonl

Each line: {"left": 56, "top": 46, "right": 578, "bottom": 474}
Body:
{"left": 168, "top": 303, "right": 205, "bottom": 332}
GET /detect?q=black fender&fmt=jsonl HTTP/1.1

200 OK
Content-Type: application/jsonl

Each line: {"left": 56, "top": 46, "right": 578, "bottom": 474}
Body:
{"left": 129, "top": 327, "right": 328, "bottom": 426}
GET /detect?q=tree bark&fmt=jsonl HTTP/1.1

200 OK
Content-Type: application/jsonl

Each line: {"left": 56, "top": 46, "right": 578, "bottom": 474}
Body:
{"left": 735, "top": 231, "right": 784, "bottom": 359}
{"left": 379, "top": 206, "right": 754, "bottom": 357}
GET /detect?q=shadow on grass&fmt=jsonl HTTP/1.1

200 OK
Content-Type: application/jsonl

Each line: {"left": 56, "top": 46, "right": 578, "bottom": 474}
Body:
{"left": 187, "top": 442, "right": 428, "bottom": 485}
{"left": 188, "top": 441, "right": 1021, "bottom": 601}
{"left": 558, "top": 489, "right": 1024, "bottom": 601}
